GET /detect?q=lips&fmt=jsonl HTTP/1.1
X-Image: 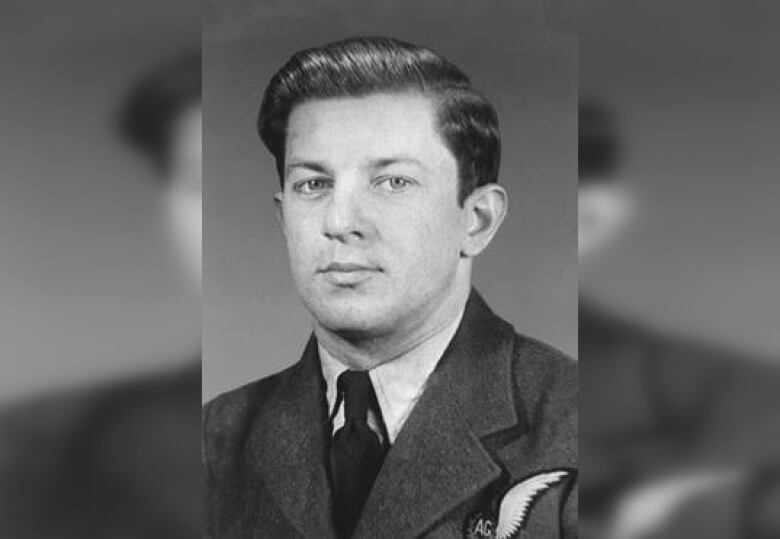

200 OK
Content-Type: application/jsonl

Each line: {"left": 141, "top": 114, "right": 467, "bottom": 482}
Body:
{"left": 318, "top": 261, "right": 382, "bottom": 286}
{"left": 319, "top": 262, "right": 381, "bottom": 273}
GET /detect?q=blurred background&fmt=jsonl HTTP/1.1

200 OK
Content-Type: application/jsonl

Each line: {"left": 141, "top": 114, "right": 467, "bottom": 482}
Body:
{"left": 203, "top": 0, "right": 578, "bottom": 401}
{"left": 580, "top": 0, "right": 780, "bottom": 357}
{"left": 0, "top": 0, "right": 200, "bottom": 405}
{"left": 0, "top": 2, "right": 201, "bottom": 538}
{"left": 579, "top": 1, "right": 780, "bottom": 537}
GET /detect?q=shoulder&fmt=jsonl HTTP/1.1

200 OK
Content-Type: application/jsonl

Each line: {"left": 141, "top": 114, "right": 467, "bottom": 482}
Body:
{"left": 202, "top": 363, "right": 297, "bottom": 444}
{"left": 466, "top": 290, "right": 576, "bottom": 408}
{"left": 509, "top": 332, "right": 577, "bottom": 457}
{"left": 511, "top": 332, "right": 577, "bottom": 403}
{"left": 0, "top": 364, "right": 200, "bottom": 536}
{"left": 0, "top": 363, "right": 199, "bottom": 467}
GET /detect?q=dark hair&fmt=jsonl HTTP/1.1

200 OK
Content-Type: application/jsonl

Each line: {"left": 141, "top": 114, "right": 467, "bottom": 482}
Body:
{"left": 579, "top": 100, "right": 619, "bottom": 182}
{"left": 119, "top": 52, "right": 201, "bottom": 173}
{"left": 257, "top": 37, "right": 500, "bottom": 205}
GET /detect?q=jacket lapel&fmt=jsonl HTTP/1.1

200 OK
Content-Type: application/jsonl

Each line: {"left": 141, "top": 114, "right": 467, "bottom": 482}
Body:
{"left": 248, "top": 336, "right": 337, "bottom": 539}
{"left": 354, "top": 290, "right": 522, "bottom": 538}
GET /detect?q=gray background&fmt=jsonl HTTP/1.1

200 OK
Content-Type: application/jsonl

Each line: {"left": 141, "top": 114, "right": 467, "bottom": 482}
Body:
{"left": 203, "top": 0, "right": 577, "bottom": 401}
{"left": 579, "top": 1, "right": 780, "bottom": 358}
{"left": 0, "top": 2, "right": 200, "bottom": 405}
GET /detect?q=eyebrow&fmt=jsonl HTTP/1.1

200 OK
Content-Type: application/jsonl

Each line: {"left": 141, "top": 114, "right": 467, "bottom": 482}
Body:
{"left": 371, "top": 157, "right": 427, "bottom": 170}
{"left": 285, "top": 161, "right": 331, "bottom": 175}
{"left": 285, "top": 156, "right": 427, "bottom": 176}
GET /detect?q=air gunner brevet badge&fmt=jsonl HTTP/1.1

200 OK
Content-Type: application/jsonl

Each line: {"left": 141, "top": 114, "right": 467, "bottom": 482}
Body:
{"left": 464, "top": 470, "right": 570, "bottom": 539}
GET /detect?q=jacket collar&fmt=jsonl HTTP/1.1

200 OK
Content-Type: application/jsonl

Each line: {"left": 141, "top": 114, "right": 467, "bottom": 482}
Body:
{"left": 354, "top": 288, "right": 521, "bottom": 537}
{"left": 249, "top": 336, "right": 338, "bottom": 539}
{"left": 250, "top": 289, "right": 520, "bottom": 538}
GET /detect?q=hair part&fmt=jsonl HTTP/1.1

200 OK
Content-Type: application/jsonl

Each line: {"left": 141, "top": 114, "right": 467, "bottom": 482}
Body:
{"left": 257, "top": 37, "right": 500, "bottom": 205}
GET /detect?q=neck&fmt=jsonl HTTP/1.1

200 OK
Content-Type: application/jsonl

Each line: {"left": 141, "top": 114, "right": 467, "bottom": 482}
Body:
{"left": 314, "top": 271, "right": 471, "bottom": 370}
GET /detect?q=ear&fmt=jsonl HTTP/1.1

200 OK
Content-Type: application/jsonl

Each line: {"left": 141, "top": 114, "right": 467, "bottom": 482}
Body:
{"left": 460, "top": 184, "right": 508, "bottom": 258}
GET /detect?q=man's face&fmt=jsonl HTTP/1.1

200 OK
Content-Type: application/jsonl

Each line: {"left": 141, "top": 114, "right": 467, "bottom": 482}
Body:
{"left": 279, "top": 92, "right": 467, "bottom": 336}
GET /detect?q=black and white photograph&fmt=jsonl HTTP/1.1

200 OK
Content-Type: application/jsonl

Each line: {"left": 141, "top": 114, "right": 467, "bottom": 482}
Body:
{"left": 4, "top": 1, "right": 780, "bottom": 538}
{"left": 202, "top": 1, "right": 577, "bottom": 537}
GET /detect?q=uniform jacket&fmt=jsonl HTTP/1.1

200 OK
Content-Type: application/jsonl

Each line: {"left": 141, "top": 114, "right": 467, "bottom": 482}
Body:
{"left": 204, "top": 290, "right": 577, "bottom": 538}
{"left": 0, "top": 364, "right": 201, "bottom": 539}
{"left": 579, "top": 303, "right": 780, "bottom": 538}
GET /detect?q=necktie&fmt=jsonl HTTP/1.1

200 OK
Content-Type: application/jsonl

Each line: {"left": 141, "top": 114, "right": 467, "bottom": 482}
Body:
{"left": 330, "top": 370, "right": 387, "bottom": 538}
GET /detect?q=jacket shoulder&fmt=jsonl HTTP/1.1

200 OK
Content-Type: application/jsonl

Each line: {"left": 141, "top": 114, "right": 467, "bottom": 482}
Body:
{"left": 202, "top": 364, "right": 296, "bottom": 444}
{"left": 510, "top": 332, "right": 577, "bottom": 458}
{"left": 511, "top": 332, "right": 577, "bottom": 401}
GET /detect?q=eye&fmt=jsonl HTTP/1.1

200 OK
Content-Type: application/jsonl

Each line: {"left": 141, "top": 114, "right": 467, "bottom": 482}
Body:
{"left": 292, "top": 178, "right": 333, "bottom": 196}
{"left": 376, "top": 175, "right": 416, "bottom": 192}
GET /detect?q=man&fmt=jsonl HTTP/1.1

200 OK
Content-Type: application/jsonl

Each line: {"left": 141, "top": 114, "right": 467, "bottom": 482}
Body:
{"left": 0, "top": 53, "right": 202, "bottom": 539}
{"left": 204, "top": 37, "right": 577, "bottom": 538}
{"left": 578, "top": 101, "right": 780, "bottom": 538}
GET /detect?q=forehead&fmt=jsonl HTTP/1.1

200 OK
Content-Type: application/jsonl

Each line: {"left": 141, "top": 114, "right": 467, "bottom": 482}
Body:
{"left": 285, "top": 92, "right": 451, "bottom": 168}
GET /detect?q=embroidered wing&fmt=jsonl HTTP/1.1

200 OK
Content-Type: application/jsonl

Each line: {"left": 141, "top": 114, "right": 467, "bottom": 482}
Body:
{"left": 495, "top": 470, "right": 570, "bottom": 539}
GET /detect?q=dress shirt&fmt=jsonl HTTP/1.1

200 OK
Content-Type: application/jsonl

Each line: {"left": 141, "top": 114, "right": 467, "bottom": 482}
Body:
{"left": 319, "top": 308, "right": 464, "bottom": 445}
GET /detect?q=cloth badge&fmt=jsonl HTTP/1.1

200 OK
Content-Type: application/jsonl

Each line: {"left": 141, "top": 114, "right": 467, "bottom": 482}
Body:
{"left": 464, "top": 469, "right": 570, "bottom": 538}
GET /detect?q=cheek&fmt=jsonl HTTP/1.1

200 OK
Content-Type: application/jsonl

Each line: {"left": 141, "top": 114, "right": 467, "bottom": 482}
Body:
{"left": 384, "top": 204, "right": 461, "bottom": 271}
{"left": 283, "top": 207, "right": 319, "bottom": 268}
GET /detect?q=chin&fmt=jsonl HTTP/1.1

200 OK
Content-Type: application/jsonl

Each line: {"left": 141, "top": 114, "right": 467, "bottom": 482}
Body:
{"left": 306, "top": 293, "right": 396, "bottom": 336}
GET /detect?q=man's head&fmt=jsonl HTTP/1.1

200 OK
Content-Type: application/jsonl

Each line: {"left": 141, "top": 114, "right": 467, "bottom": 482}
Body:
{"left": 258, "top": 37, "right": 500, "bottom": 206}
{"left": 120, "top": 53, "right": 202, "bottom": 291}
{"left": 258, "top": 37, "right": 507, "bottom": 339}
{"left": 578, "top": 101, "right": 633, "bottom": 262}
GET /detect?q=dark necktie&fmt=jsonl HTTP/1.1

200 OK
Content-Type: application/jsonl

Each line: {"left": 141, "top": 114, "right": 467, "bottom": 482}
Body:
{"left": 330, "top": 370, "right": 387, "bottom": 538}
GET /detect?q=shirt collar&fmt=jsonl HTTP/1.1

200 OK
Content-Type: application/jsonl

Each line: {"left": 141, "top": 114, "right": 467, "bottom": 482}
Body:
{"left": 318, "top": 306, "right": 465, "bottom": 444}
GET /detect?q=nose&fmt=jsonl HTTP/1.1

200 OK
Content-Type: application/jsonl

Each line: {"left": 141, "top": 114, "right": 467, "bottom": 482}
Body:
{"left": 322, "top": 182, "right": 369, "bottom": 243}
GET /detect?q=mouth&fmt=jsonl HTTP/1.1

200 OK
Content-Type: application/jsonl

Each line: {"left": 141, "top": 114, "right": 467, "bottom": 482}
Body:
{"left": 317, "top": 262, "right": 382, "bottom": 286}
{"left": 320, "top": 262, "right": 381, "bottom": 273}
